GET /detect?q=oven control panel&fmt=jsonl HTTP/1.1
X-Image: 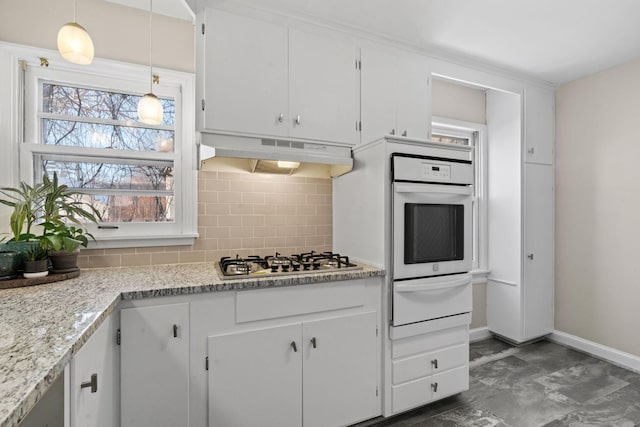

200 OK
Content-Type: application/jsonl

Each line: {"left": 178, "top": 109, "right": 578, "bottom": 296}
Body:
{"left": 421, "top": 162, "right": 451, "bottom": 181}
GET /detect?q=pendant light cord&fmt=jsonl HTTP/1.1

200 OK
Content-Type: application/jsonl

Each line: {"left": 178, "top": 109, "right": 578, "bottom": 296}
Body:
{"left": 149, "top": 0, "right": 153, "bottom": 94}
{"left": 74, "top": 0, "right": 78, "bottom": 22}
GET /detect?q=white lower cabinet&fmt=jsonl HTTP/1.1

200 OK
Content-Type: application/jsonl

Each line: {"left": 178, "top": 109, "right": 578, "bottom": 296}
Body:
{"left": 207, "top": 311, "right": 379, "bottom": 427}
{"left": 120, "top": 303, "right": 190, "bottom": 427}
{"left": 68, "top": 311, "right": 119, "bottom": 427}
{"left": 390, "top": 326, "right": 469, "bottom": 414}
{"left": 208, "top": 323, "right": 303, "bottom": 427}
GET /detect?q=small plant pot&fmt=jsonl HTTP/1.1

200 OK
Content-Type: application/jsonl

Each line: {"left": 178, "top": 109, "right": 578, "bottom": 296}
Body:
{"left": 48, "top": 249, "right": 80, "bottom": 274}
{"left": 23, "top": 259, "right": 49, "bottom": 279}
{"left": 0, "top": 251, "right": 19, "bottom": 279}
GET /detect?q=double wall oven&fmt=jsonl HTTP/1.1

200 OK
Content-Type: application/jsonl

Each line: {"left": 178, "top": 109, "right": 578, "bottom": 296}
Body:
{"left": 390, "top": 153, "right": 474, "bottom": 329}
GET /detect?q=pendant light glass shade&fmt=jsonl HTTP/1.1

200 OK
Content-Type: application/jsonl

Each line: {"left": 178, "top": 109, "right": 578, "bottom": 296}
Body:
{"left": 57, "top": 0, "right": 94, "bottom": 65}
{"left": 137, "top": 93, "right": 163, "bottom": 125}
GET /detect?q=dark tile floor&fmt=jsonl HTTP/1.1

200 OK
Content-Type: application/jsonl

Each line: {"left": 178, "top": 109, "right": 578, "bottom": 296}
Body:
{"left": 356, "top": 337, "right": 640, "bottom": 427}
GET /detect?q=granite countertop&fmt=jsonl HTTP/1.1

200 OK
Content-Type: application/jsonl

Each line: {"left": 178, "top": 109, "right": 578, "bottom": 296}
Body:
{"left": 0, "top": 262, "right": 384, "bottom": 427}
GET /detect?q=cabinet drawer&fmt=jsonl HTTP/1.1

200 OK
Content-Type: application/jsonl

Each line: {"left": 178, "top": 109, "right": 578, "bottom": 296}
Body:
{"left": 391, "top": 365, "right": 469, "bottom": 414}
{"left": 392, "top": 344, "right": 468, "bottom": 385}
{"left": 236, "top": 279, "right": 364, "bottom": 322}
{"left": 432, "top": 365, "right": 469, "bottom": 400}
{"left": 391, "top": 376, "right": 431, "bottom": 414}
{"left": 392, "top": 325, "right": 467, "bottom": 359}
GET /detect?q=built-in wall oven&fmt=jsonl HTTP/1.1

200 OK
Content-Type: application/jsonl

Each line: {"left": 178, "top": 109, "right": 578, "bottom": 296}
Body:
{"left": 391, "top": 153, "right": 474, "bottom": 327}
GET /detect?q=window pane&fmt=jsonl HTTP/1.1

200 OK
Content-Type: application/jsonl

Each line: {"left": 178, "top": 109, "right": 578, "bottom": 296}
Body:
{"left": 86, "top": 194, "right": 174, "bottom": 223}
{"left": 42, "top": 83, "right": 175, "bottom": 126}
{"left": 42, "top": 119, "right": 174, "bottom": 152}
{"left": 43, "top": 160, "right": 174, "bottom": 192}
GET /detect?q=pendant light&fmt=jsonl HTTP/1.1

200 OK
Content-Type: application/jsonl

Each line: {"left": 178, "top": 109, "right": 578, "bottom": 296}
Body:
{"left": 57, "top": 0, "right": 94, "bottom": 65}
{"left": 137, "top": 0, "right": 164, "bottom": 125}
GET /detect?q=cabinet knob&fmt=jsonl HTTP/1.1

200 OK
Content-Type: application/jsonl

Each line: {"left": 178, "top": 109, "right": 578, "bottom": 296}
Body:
{"left": 527, "top": 253, "right": 534, "bottom": 260}
{"left": 390, "top": 129, "right": 395, "bottom": 135}
{"left": 80, "top": 373, "right": 98, "bottom": 393}
{"left": 310, "top": 337, "right": 317, "bottom": 349}
{"left": 402, "top": 130, "right": 407, "bottom": 137}
{"left": 528, "top": 147, "right": 535, "bottom": 154}
{"left": 173, "top": 324, "right": 178, "bottom": 338}
{"left": 431, "top": 382, "right": 438, "bottom": 393}
{"left": 278, "top": 113, "right": 284, "bottom": 123}
{"left": 295, "top": 115, "right": 301, "bottom": 126}
{"left": 431, "top": 359, "right": 438, "bottom": 369}
{"left": 290, "top": 341, "right": 298, "bottom": 352}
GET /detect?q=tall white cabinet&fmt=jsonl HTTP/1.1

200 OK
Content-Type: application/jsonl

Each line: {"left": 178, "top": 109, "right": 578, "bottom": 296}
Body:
{"left": 486, "top": 87, "right": 554, "bottom": 343}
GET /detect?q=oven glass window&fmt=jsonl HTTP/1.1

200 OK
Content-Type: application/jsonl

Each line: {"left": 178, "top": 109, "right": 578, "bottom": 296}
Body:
{"left": 404, "top": 203, "right": 464, "bottom": 264}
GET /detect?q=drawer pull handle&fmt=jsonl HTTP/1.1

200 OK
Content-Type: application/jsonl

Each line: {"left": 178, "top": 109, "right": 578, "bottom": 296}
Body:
{"left": 310, "top": 337, "right": 317, "bottom": 349}
{"left": 80, "top": 373, "right": 98, "bottom": 393}
{"left": 290, "top": 341, "right": 298, "bottom": 352}
{"left": 431, "top": 382, "right": 438, "bottom": 393}
{"left": 173, "top": 324, "right": 178, "bottom": 338}
{"left": 431, "top": 359, "right": 438, "bottom": 369}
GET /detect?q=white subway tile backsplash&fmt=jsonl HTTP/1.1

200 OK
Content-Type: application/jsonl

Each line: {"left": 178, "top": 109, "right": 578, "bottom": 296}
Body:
{"left": 78, "top": 171, "right": 333, "bottom": 269}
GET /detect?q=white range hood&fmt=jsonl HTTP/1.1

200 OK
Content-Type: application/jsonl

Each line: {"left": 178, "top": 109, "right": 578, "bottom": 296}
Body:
{"left": 198, "top": 133, "right": 353, "bottom": 177}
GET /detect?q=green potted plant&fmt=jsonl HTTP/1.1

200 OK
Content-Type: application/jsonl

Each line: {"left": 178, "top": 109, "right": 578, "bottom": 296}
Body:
{"left": 38, "top": 173, "right": 100, "bottom": 273}
{"left": 0, "top": 179, "right": 51, "bottom": 269}
{"left": 23, "top": 243, "right": 49, "bottom": 278}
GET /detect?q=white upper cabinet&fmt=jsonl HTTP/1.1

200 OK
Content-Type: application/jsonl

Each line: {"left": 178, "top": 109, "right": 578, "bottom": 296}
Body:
{"left": 197, "top": 9, "right": 289, "bottom": 137}
{"left": 395, "top": 50, "right": 431, "bottom": 140}
{"left": 523, "top": 87, "right": 555, "bottom": 164}
{"left": 197, "top": 9, "right": 359, "bottom": 145}
{"left": 361, "top": 46, "right": 431, "bottom": 144}
{"left": 288, "top": 29, "right": 359, "bottom": 144}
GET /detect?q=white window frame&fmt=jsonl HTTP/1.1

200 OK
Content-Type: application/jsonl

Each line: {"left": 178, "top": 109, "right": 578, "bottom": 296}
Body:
{"left": 0, "top": 42, "right": 197, "bottom": 249}
{"left": 432, "top": 116, "right": 488, "bottom": 277}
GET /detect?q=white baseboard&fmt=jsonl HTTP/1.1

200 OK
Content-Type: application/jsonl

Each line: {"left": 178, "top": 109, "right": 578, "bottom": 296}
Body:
{"left": 548, "top": 330, "right": 640, "bottom": 374}
{"left": 469, "top": 326, "right": 491, "bottom": 342}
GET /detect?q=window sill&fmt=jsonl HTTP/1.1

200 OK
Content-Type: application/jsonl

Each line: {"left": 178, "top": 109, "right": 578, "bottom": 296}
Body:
{"left": 87, "top": 233, "right": 199, "bottom": 250}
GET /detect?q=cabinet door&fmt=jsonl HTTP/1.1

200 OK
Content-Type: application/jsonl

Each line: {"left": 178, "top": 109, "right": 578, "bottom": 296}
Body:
{"left": 289, "top": 29, "right": 359, "bottom": 145}
{"left": 395, "top": 51, "right": 431, "bottom": 140}
{"left": 302, "top": 311, "right": 378, "bottom": 427}
{"left": 523, "top": 88, "right": 554, "bottom": 164}
{"left": 360, "top": 46, "right": 399, "bottom": 145}
{"left": 69, "top": 312, "right": 119, "bottom": 427}
{"left": 200, "top": 9, "right": 289, "bottom": 136}
{"left": 208, "top": 324, "right": 302, "bottom": 427}
{"left": 523, "top": 163, "right": 554, "bottom": 339}
{"left": 120, "top": 303, "right": 189, "bottom": 427}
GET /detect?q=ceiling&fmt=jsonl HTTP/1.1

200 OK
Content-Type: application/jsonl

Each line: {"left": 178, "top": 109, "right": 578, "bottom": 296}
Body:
{"left": 110, "top": 0, "right": 640, "bottom": 84}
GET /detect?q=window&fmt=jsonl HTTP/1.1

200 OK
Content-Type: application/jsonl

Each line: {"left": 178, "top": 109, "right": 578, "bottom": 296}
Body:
{"left": 432, "top": 117, "right": 487, "bottom": 273}
{"left": 13, "top": 47, "right": 196, "bottom": 248}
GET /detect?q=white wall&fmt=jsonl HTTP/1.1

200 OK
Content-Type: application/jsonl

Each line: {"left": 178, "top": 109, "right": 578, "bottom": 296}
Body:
{"left": 556, "top": 57, "right": 640, "bottom": 357}
{"left": 432, "top": 79, "right": 486, "bottom": 124}
{"left": 0, "top": 0, "right": 195, "bottom": 72}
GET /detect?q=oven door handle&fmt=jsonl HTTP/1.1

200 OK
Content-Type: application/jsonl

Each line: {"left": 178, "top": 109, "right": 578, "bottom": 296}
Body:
{"left": 394, "top": 183, "right": 472, "bottom": 196}
{"left": 395, "top": 274, "right": 472, "bottom": 293}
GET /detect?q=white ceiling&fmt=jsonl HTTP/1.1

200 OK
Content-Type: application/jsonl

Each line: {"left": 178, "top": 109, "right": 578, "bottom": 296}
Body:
{"left": 112, "top": 0, "right": 640, "bottom": 84}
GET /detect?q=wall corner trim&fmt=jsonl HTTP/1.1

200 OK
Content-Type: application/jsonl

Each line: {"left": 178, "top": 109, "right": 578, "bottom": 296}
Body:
{"left": 548, "top": 330, "right": 640, "bottom": 374}
{"left": 469, "top": 326, "right": 492, "bottom": 342}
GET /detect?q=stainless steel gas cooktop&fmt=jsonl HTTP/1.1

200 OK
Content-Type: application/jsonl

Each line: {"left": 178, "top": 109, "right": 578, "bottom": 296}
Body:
{"left": 215, "top": 251, "right": 362, "bottom": 280}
